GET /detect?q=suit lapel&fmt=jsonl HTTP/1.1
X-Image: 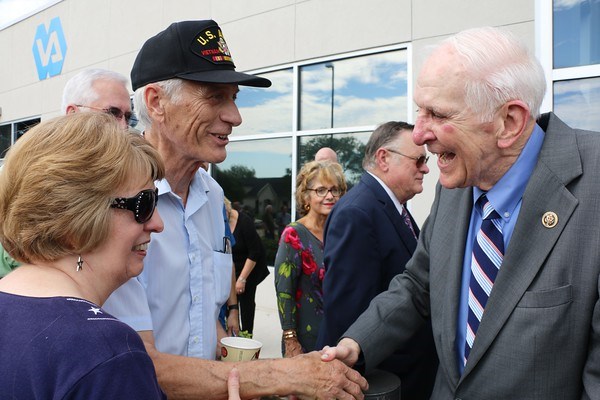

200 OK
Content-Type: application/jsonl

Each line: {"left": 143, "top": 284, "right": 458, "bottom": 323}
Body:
{"left": 461, "top": 113, "right": 582, "bottom": 378}
{"left": 433, "top": 186, "right": 474, "bottom": 386}
{"left": 362, "top": 173, "right": 417, "bottom": 252}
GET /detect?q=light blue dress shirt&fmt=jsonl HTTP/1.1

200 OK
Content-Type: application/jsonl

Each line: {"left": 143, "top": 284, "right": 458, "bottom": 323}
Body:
{"left": 103, "top": 168, "right": 232, "bottom": 359}
{"left": 456, "top": 124, "right": 545, "bottom": 374}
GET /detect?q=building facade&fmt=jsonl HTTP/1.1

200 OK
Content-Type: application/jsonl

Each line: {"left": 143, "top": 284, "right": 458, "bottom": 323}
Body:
{"left": 0, "top": 0, "right": 598, "bottom": 239}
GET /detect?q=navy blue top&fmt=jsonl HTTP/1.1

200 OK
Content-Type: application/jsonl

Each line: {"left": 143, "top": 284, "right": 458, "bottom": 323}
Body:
{"left": 0, "top": 291, "right": 165, "bottom": 399}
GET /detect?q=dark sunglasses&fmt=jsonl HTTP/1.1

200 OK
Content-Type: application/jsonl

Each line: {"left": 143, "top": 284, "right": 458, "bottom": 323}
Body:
{"left": 110, "top": 188, "right": 158, "bottom": 223}
{"left": 75, "top": 104, "right": 137, "bottom": 127}
{"left": 385, "top": 148, "right": 429, "bottom": 167}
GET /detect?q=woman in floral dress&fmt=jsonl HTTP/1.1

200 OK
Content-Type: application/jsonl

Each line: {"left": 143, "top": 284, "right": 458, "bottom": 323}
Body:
{"left": 274, "top": 160, "right": 347, "bottom": 357}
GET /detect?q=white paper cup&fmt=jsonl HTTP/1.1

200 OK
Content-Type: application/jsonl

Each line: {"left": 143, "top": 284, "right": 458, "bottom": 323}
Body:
{"left": 220, "top": 337, "right": 263, "bottom": 362}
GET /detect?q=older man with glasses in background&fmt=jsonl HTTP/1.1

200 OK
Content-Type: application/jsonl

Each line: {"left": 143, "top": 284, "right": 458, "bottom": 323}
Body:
{"left": 63, "top": 68, "right": 137, "bottom": 129}
{"left": 317, "top": 121, "right": 438, "bottom": 400}
{"left": 0, "top": 68, "right": 136, "bottom": 278}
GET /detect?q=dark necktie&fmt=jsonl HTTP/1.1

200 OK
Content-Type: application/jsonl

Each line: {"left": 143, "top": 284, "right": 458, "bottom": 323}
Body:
{"left": 464, "top": 195, "right": 504, "bottom": 365}
{"left": 402, "top": 205, "right": 417, "bottom": 239}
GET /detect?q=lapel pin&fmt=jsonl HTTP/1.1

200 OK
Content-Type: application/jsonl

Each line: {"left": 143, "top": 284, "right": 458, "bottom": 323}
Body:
{"left": 542, "top": 211, "right": 558, "bottom": 228}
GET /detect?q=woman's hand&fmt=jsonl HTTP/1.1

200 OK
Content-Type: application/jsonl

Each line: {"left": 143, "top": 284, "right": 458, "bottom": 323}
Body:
{"left": 284, "top": 337, "right": 303, "bottom": 358}
{"left": 235, "top": 279, "right": 246, "bottom": 294}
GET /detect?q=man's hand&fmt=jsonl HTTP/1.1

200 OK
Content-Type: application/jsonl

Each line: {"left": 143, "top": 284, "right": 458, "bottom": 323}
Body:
{"left": 288, "top": 351, "right": 368, "bottom": 400}
{"left": 228, "top": 367, "right": 241, "bottom": 400}
{"left": 320, "top": 338, "right": 362, "bottom": 367}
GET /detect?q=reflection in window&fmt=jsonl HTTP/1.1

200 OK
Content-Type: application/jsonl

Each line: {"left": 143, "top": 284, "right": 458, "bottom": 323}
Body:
{"left": 234, "top": 69, "right": 293, "bottom": 136}
{"left": 213, "top": 137, "right": 292, "bottom": 265}
{"left": 0, "top": 124, "right": 10, "bottom": 158}
{"left": 15, "top": 119, "right": 40, "bottom": 141}
{"left": 553, "top": 0, "right": 600, "bottom": 68}
{"left": 554, "top": 77, "right": 600, "bottom": 131}
{"left": 0, "top": 118, "right": 40, "bottom": 159}
{"left": 300, "top": 50, "right": 408, "bottom": 131}
{"left": 298, "top": 132, "right": 372, "bottom": 187}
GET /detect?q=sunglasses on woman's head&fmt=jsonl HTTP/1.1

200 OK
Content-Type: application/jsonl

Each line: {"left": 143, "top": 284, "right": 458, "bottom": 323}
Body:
{"left": 110, "top": 188, "right": 158, "bottom": 223}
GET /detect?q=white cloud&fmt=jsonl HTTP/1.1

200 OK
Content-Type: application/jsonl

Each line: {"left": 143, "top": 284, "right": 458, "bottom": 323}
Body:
{"left": 553, "top": 0, "right": 595, "bottom": 10}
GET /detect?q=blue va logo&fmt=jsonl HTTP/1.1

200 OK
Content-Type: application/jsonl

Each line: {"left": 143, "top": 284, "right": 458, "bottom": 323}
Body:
{"left": 32, "top": 17, "right": 67, "bottom": 81}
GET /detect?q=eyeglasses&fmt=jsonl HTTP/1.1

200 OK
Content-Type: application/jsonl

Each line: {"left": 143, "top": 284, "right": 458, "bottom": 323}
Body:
{"left": 385, "top": 148, "right": 429, "bottom": 167}
{"left": 110, "top": 188, "right": 158, "bottom": 223}
{"left": 306, "top": 187, "right": 342, "bottom": 197}
{"left": 76, "top": 105, "right": 137, "bottom": 127}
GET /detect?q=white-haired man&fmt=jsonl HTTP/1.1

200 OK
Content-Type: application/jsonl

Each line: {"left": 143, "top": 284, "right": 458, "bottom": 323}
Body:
{"left": 103, "top": 19, "right": 368, "bottom": 400}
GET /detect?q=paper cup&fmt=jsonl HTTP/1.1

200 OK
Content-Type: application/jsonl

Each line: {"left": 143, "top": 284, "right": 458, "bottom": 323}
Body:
{"left": 220, "top": 337, "right": 263, "bottom": 362}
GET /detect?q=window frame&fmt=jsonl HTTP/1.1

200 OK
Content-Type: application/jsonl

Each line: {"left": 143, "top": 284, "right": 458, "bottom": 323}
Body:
{"left": 229, "top": 42, "right": 413, "bottom": 215}
{"left": 535, "top": 0, "right": 600, "bottom": 114}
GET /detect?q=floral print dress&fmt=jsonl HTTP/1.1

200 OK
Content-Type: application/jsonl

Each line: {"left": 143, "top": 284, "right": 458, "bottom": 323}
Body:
{"left": 274, "top": 221, "right": 325, "bottom": 354}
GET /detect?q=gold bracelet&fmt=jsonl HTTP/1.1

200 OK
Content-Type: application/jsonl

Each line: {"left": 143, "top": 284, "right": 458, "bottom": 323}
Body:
{"left": 282, "top": 329, "right": 297, "bottom": 340}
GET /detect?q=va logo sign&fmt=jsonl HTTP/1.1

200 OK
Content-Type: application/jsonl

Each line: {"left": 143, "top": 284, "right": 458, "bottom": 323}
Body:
{"left": 32, "top": 17, "right": 67, "bottom": 81}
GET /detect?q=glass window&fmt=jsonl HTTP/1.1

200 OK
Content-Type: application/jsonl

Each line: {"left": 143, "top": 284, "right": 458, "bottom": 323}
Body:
{"left": 234, "top": 68, "right": 293, "bottom": 136}
{"left": 0, "top": 117, "right": 40, "bottom": 159}
{"left": 298, "top": 132, "right": 372, "bottom": 187}
{"left": 213, "top": 137, "right": 292, "bottom": 265}
{"left": 553, "top": 77, "right": 600, "bottom": 131}
{"left": 0, "top": 124, "right": 10, "bottom": 158}
{"left": 15, "top": 119, "right": 40, "bottom": 141}
{"left": 299, "top": 50, "right": 408, "bottom": 131}
{"left": 553, "top": 0, "right": 600, "bottom": 68}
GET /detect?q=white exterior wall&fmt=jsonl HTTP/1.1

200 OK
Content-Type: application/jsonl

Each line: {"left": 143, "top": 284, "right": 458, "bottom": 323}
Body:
{"left": 0, "top": 0, "right": 537, "bottom": 225}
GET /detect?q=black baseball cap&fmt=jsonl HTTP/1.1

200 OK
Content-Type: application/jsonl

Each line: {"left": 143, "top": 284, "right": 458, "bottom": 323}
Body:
{"left": 131, "top": 20, "right": 271, "bottom": 91}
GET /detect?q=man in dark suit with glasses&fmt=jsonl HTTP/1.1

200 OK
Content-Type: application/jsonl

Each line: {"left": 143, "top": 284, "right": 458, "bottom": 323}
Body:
{"left": 317, "top": 121, "right": 438, "bottom": 400}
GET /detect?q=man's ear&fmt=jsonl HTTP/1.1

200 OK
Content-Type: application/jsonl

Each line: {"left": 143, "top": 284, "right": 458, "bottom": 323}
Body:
{"left": 375, "top": 147, "right": 391, "bottom": 172}
{"left": 497, "top": 100, "right": 531, "bottom": 149}
{"left": 144, "top": 84, "right": 165, "bottom": 122}
{"left": 65, "top": 104, "right": 78, "bottom": 114}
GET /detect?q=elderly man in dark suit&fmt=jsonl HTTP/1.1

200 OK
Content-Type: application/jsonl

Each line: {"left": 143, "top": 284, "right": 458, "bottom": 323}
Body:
{"left": 317, "top": 121, "right": 438, "bottom": 399}
{"left": 322, "top": 26, "right": 600, "bottom": 399}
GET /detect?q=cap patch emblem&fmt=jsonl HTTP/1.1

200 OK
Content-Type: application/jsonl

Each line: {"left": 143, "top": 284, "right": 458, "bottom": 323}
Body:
{"left": 190, "top": 27, "right": 235, "bottom": 66}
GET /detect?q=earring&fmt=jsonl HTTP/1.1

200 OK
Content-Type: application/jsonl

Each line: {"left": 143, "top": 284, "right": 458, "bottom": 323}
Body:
{"left": 76, "top": 255, "right": 83, "bottom": 272}
{"left": 304, "top": 204, "right": 310, "bottom": 211}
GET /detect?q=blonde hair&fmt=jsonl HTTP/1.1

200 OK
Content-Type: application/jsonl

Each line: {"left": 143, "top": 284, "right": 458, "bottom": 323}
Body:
{"left": 224, "top": 196, "right": 232, "bottom": 216}
{"left": 0, "top": 112, "right": 164, "bottom": 263}
{"left": 295, "top": 160, "right": 347, "bottom": 216}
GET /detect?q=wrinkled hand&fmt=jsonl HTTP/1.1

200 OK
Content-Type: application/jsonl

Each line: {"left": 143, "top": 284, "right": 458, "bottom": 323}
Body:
{"left": 228, "top": 367, "right": 241, "bottom": 400}
{"left": 284, "top": 337, "right": 303, "bottom": 358}
{"left": 290, "top": 351, "right": 368, "bottom": 400}
{"left": 320, "top": 338, "right": 361, "bottom": 367}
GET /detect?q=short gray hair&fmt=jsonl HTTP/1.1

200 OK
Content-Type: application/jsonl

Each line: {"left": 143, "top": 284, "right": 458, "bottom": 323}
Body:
{"left": 362, "top": 121, "right": 414, "bottom": 170}
{"left": 61, "top": 68, "right": 129, "bottom": 113}
{"left": 133, "top": 78, "right": 186, "bottom": 128}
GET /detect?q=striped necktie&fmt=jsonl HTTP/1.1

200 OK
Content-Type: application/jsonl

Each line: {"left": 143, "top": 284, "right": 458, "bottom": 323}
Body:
{"left": 464, "top": 194, "right": 504, "bottom": 365}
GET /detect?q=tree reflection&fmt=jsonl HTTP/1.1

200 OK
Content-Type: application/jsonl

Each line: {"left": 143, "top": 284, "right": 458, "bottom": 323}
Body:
{"left": 299, "top": 135, "right": 366, "bottom": 187}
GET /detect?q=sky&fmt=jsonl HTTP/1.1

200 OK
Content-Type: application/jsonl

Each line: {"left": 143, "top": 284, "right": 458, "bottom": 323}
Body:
{"left": 0, "top": 0, "right": 61, "bottom": 30}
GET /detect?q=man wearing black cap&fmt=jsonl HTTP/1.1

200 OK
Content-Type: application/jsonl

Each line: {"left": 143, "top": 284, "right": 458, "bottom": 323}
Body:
{"left": 103, "top": 20, "right": 367, "bottom": 399}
